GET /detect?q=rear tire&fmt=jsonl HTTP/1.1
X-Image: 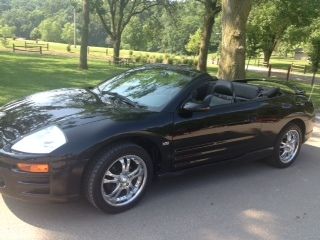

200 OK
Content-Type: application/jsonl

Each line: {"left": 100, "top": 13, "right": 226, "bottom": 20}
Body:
{"left": 84, "top": 143, "right": 153, "bottom": 213}
{"left": 269, "top": 124, "right": 302, "bottom": 168}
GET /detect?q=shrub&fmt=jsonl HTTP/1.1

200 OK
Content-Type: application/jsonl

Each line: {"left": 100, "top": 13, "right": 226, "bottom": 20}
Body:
{"left": 167, "top": 57, "right": 174, "bottom": 65}
{"left": 129, "top": 50, "right": 133, "bottom": 56}
{"left": 0, "top": 37, "right": 8, "bottom": 47}
{"left": 181, "top": 57, "right": 188, "bottom": 64}
{"left": 193, "top": 59, "right": 199, "bottom": 67}
{"left": 141, "top": 55, "right": 148, "bottom": 64}
{"left": 187, "top": 59, "right": 194, "bottom": 66}
{"left": 175, "top": 58, "right": 182, "bottom": 65}
{"left": 66, "top": 44, "right": 71, "bottom": 52}
{"left": 155, "top": 55, "right": 164, "bottom": 63}
{"left": 134, "top": 55, "right": 142, "bottom": 63}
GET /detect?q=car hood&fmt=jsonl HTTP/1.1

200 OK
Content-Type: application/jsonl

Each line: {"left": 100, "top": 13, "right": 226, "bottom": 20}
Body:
{"left": 0, "top": 88, "right": 147, "bottom": 144}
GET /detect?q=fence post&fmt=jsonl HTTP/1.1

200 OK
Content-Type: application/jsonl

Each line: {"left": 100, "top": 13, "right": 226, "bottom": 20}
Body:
{"left": 39, "top": 46, "right": 42, "bottom": 54}
{"left": 286, "top": 65, "right": 291, "bottom": 81}
{"left": 311, "top": 72, "right": 316, "bottom": 86}
{"left": 268, "top": 64, "right": 272, "bottom": 78}
{"left": 304, "top": 65, "right": 307, "bottom": 74}
{"left": 24, "top": 41, "right": 27, "bottom": 48}
{"left": 13, "top": 43, "right": 15, "bottom": 52}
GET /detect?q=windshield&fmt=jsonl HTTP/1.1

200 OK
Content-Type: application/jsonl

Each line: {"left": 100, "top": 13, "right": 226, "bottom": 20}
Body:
{"left": 95, "top": 68, "right": 194, "bottom": 111}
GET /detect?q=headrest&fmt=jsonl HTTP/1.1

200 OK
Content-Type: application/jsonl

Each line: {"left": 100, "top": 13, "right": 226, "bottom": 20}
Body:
{"left": 213, "top": 80, "right": 234, "bottom": 96}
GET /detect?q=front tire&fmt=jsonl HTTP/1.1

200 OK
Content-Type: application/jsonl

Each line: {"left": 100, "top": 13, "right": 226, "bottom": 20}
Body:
{"left": 269, "top": 124, "right": 302, "bottom": 168}
{"left": 84, "top": 143, "right": 153, "bottom": 213}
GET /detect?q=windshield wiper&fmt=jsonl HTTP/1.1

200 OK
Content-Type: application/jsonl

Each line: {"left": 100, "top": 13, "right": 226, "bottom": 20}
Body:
{"left": 101, "top": 91, "right": 142, "bottom": 108}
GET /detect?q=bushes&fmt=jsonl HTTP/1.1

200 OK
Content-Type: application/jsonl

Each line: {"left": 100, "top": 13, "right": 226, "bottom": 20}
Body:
{"left": 130, "top": 52, "right": 196, "bottom": 67}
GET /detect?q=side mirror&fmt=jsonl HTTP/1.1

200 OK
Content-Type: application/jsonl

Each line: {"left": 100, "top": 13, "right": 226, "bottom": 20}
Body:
{"left": 182, "top": 101, "right": 210, "bottom": 112}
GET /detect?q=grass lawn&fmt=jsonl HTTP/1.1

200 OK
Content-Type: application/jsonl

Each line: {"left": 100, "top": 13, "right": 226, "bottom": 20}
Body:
{"left": 0, "top": 51, "right": 129, "bottom": 105}
{"left": 0, "top": 51, "right": 319, "bottom": 111}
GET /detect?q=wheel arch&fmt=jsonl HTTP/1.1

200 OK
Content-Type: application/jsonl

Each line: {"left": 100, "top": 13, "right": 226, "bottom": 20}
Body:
{"left": 82, "top": 132, "right": 168, "bottom": 177}
{"left": 282, "top": 118, "right": 306, "bottom": 142}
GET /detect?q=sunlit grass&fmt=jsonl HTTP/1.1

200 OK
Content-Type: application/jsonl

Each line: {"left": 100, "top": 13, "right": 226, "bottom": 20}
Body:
{"left": 0, "top": 51, "right": 128, "bottom": 105}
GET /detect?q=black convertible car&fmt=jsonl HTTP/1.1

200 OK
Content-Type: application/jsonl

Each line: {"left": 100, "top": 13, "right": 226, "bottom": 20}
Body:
{"left": 0, "top": 64, "right": 315, "bottom": 213}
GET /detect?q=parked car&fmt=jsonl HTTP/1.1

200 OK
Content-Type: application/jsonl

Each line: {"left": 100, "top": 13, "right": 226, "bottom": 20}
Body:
{"left": 0, "top": 64, "right": 315, "bottom": 213}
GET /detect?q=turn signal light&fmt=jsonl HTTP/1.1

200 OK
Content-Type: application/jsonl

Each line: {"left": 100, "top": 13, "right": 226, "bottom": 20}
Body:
{"left": 17, "top": 163, "right": 49, "bottom": 173}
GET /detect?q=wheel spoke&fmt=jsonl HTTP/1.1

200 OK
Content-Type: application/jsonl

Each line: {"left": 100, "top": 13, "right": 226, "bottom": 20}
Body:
{"left": 105, "top": 170, "right": 119, "bottom": 179}
{"left": 103, "top": 178, "right": 118, "bottom": 184}
{"left": 119, "top": 159, "right": 126, "bottom": 174}
{"left": 128, "top": 165, "right": 143, "bottom": 179}
{"left": 125, "top": 158, "right": 131, "bottom": 172}
{"left": 108, "top": 183, "right": 122, "bottom": 198}
{"left": 113, "top": 187, "right": 123, "bottom": 199}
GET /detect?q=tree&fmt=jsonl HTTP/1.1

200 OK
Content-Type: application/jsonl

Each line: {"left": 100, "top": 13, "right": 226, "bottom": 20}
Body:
{"left": 38, "top": 18, "right": 63, "bottom": 42}
{"left": 61, "top": 23, "right": 77, "bottom": 44}
{"left": 197, "top": 0, "right": 221, "bottom": 72}
{"left": 307, "top": 30, "right": 320, "bottom": 85}
{"left": 80, "top": 0, "right": 89, "bottom": 69}
{"left": 30, "top": 27, "right": 41, "bottom": 40}
{"left": 0, "top": 23, "right": 15, "bottom": 38}
{"left": 93, "top": 0, "right": 160, "bottom": 63}
{"left": 246, "top": 24, "right": 260, "bottom": 69}
{"left": 185, "top": 28, "right": 201, "bottom": 56}
{"left": 218, "top": 0, "right": 251, "bottom": 80}
{"left": 248, "top": 0, "right": 319, "bottom": 64}
{"left": 122, "top": 17, "right": 147, "bottom": 50}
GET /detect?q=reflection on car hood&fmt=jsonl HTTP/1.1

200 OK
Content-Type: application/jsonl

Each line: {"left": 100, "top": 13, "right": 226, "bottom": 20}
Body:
{"left": 0, "top": 88, "right": 146, "bottom": 143}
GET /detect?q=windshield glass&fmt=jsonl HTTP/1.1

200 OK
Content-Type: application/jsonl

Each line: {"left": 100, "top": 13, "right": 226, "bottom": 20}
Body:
{"left": 95, "top": 68, "right": 194, "bottom": 111}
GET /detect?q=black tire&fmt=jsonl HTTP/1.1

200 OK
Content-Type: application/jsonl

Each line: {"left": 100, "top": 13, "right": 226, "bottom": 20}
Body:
{"left": 269, "top": 123, "right": 302, "bottom": 168}
{"left": 84, "top": 143, "right": 153, "bottom": 213}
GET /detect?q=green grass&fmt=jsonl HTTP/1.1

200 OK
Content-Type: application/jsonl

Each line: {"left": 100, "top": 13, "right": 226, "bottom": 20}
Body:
{"left": 0, "top": 51, "right": 128, "bottom": 106}
{"left": 0, "top": 51, "right": 319, "bottom": 111}
{"left": 1, "top": 38, "right": 196, "bottom": 61}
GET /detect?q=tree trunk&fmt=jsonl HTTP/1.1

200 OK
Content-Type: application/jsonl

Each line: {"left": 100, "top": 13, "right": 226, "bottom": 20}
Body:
{"left": 263, "top": 49, "right": 273, "bottom": 65}
{"left": 197, "top": 13, "right": 215, "bottom": 72}
{"left": 312, "top": 72, "right": 316, "bottom": 86}
{"left": 79, "top": 0, "right": 89, "bottom": 70}
{"left": 113, "top": 37, "right": 121, "bottom": 63}
{"left": 218, "top": 0, "right": 252, "bottom": 80}
{"left": 246, "top": 57, "right": 250, "bottom": 70}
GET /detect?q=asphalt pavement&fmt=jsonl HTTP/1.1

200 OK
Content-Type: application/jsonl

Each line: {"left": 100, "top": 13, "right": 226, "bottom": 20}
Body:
{"left": 1, "top": 123, "right": 320, "bottom": 240}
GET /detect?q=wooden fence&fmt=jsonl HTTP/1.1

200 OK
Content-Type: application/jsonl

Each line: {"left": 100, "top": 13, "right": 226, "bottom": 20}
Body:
{"left": 25, "top": 41, "right": 49, "bottom": 51}
{"left": 12, "top": 43, "right": 43, "bottom": 54}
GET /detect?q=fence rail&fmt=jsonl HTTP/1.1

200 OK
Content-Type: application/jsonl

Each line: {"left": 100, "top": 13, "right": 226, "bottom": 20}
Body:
{"left": 12, "top": 44, "right": 42, "bottom": 54}
{"left": 25, "top": 41, "right": 49, "bottom": 50}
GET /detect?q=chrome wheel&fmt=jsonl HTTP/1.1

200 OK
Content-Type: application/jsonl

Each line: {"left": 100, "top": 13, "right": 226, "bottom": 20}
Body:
{"left": 279, "top": 129, "right": 300, "bottom": 163}
{"left": 101, "top": 155, "right": 147, "bottom": 207}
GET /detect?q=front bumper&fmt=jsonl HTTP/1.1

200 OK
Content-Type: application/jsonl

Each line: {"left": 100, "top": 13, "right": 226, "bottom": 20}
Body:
{"left": 0, "top": 150, "right": 83, "bottom": 202}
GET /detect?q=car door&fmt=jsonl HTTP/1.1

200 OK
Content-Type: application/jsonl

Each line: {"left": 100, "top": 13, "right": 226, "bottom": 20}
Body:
{"left": 171, "top": 82, "right": 263, "bottom": 169}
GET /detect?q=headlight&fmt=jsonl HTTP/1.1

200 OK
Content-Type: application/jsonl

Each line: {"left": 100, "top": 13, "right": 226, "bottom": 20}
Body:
{"left": 11, "top": 126, "right": 67, "bottom": 154}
